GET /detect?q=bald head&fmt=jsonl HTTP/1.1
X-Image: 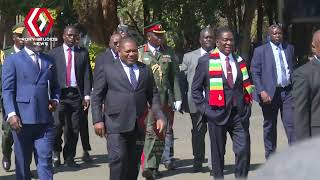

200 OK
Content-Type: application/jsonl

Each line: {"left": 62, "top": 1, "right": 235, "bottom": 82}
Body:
{"left": 199, "top": 27, "right": 215, "bottom": 51}
{"left": 312, "top": 30, "right": 320, "bottom": 57}
{"left": 109, "top": 33, "right": 122, "bottom": 52}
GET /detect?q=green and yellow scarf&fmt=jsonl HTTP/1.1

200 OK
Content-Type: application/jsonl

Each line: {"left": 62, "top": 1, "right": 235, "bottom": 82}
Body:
{"left": 208, "top": 48, "right": 254, "bottom": 107}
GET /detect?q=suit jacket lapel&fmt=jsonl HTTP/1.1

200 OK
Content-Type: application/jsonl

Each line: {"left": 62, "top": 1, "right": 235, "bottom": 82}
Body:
{"left": 113, "top": 58, "right": 134, "bottom": 90}
{"left": 35, "top": 54, "right": 49, "bottom": 82}
{"left": 234, "top": 56, "right": 242, "bottom": 86}
{"left": 137, "top": 63, "right": 146, "bottom": 89}
{"left": 195, "top": 48, "right": 201, "bottom": 59}
{"left": 58, "top": 46, "right": 66, "bottom": 78}
{"left": 21, "top": 50, "right": 38, "bottom": 82}
{"left": 283, "top": 43, "right": 293, "bottom": 74}
{"left": 267, "top": 43, "right": 278, "bottom": 79}
{"left": 74, "top": 47, "right": 80, "bottom": 80}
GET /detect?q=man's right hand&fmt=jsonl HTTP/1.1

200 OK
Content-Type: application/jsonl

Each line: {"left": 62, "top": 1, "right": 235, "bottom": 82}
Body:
{"left": 94, "top": 122, "right": 106, "bottom": 138}
{"left": 260, "top": 91, "right": 272, "bottom": 104}
{"left": 8, "top": 115, "right": 22, "bottom": 133}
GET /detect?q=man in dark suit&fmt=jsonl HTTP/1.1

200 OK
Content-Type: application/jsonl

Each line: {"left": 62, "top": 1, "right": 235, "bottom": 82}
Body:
{"left": 74, "top": 34, "right": 93, "bottom": 162}
{"left": 2, "top": 29, "right": 60, "bottom": 180}
{"left": 49, "top": 25, "right": 92, "bottom": 167}
{"left": 94, "top": 33, "right": 121, "bottom": 69}
{"left": 192, "top": 27, "right": 252, "bottom": 179}
{"left": 293, "top": 30, "right": 320, "bottom": 141}
{"left": 181, "top": 26, "right": 215, "bottom": 172}
{"left": 91, "top": 37, "right": 165, "bottom": 180}
{"left": 251, "top": 24, "right": 296, "bottom": 159}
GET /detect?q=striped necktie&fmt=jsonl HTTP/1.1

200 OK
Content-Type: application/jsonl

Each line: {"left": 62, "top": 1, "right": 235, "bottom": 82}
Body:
{"left": 129, "top": 66, "right": 138, "bottom": 89}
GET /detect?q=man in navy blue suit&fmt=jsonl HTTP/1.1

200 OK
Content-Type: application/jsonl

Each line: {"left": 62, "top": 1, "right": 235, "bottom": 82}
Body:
{"left": 2, "top": 29, "right": 60, "bottom": 180}
{"left": 251, "top": 24, "right": 296, "bottom": 159}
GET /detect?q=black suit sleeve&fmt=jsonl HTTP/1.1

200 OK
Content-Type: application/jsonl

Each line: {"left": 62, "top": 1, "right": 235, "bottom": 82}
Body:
{"left": 83, "top": 50, "right": 92, "bottom": 96}
{"left": 47, "top": 56, "right": 60, "bottom": 100}
{"left": 292, "top": 67, "right": 311, "bottom": 141}
{"left": 146, "top": 66, "right": 164, "bottom": 120}
{"left": 91, "top": 58, "right": 108, "bottom": 124}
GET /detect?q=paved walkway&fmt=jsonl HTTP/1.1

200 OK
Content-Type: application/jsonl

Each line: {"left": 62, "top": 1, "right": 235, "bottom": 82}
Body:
{"left": 0, "top": 102, "right": 288, "bottom": 179}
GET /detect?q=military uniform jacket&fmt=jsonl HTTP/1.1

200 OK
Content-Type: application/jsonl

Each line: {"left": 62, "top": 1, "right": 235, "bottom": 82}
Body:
{"left": 138, "top": 44, "right": 181, "bottom": 107}
{"left": 1, "top": 47, "right": 17, "bottom": 98}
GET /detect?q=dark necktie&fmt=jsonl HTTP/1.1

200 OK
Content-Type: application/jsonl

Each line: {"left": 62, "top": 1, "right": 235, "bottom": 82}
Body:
{"left": 66, "top": 48, "right": 72, "bottom": 87}
{"left": 33, "top": 53, "right": 40, "bottom": 72}
{"left": 154, "top": 49, "right": 159, "bottom": 57}
{"left": 129, "top": 66, "right": 138, "bottom": 89}
{"left": 278, "top": 46, "right": 288, "bottom": 86}
{"left": 225, "top": 56, "right": 234, "bottom": 88}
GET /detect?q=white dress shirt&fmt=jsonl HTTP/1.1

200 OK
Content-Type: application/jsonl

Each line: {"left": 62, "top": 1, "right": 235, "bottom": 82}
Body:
{"left": 63, "top": 44, "right": 77, "bottom": 87}
{"left": 270, "top": 42, "right": 290, "bottom": 86}
{"left": 218, "top": 50, "right": 237, "bottom": 83}
{"left": 119, "top": 59, "right": 140, "bottom": 84}
{"left": 148, "top": 43, "right": 160, "bottom": 55}
{"left": 13, "top": 45, "right": 21, "bottom": 53}
{"left": 200, "top": 47, "right": 208, "bottom": 56}
{"left": 24, "top": 47, "right": 41, "bottom": 68}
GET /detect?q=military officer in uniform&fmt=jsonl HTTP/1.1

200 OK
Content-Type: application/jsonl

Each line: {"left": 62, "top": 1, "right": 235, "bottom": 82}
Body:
{"left": 1, "top": 24, "right": 25, "bottom": 171}
{"left": 139, "top": 22, "right": 182, "bottom": 179}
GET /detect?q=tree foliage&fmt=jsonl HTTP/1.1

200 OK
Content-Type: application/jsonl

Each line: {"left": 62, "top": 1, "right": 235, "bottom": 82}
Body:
{"left": 0, "top": 0, "right": 280, "bottom": 59}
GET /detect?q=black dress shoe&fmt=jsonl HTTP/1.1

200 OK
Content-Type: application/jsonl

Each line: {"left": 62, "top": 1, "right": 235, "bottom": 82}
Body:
{"left": 153, "top": 169, "right": 163, "bottom": 178}
{"left": 2, "top": 156, "right": 11, "bottom": 171}
{"left": 193, "top": 165, "right": 203, "bottom": 173}
{"left": 64, "top": 159, "right": 80, "bottom": 168}
{"left": 142, "top": 168, "right": 155, "bottom": 180}
{"left": 163, "top": 161, "right": 176, "bottom": 170}
{"left": 52, "top": 151, "right": 61, "bottom": 167}
{"left": 82, "top": 151, "right": 92, "bottom": 162}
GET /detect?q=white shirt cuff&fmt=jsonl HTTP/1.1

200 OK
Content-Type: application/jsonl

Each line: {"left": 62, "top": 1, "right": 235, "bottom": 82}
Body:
{"left": 51, "top": 99, "right": 59, "bottom": 103}
{"left": 7, "top": 112, "right": 16, "bottom": 121}
{"left": 84, "top": 96, "right": 90, "bottom": 100}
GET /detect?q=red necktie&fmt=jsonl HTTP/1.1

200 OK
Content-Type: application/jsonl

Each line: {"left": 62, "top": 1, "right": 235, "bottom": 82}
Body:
{"left": 66, "top": 48, "right": 72, "bottom": 87}
{"left": 226, "top": 56, "right": 234, "bottom": 88}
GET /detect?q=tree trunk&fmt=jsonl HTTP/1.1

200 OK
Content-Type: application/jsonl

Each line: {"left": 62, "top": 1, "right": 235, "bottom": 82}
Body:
{"left": 257, "top": 0, "right": 264, "bottom": 43}
{"left": 0, "top": 14, "right": 15, "bottom": 48}
{"left": 73, "top": 0, "right": 118, "bottom": 46}
{"left": 238, "top": 0, "right": 257, "bottom": 60}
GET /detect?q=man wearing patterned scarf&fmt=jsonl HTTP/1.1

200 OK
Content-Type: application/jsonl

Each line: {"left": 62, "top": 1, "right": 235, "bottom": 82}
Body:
{"left": 192, "top": 27, "right": 252, "bottom": 179}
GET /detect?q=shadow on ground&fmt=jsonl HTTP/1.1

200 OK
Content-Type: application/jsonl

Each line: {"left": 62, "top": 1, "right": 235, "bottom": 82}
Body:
{"left": 0, "top": 154, "right": 109, "bottom": 179}
{"left": 158, "top": 158, "right": 262, "bottom": 179}
{"left": 54, "top": 154, "right": 109, "bottom": 174}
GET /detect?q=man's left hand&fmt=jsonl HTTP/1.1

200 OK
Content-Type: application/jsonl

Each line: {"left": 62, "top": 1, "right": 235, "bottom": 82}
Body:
{"left": 83, "top": 99, "right": 90, "bottom": 111}
{"left": 156, "top": 119, "right": 166, "bottom": 134}
{"left": 48, "top": 100, "right": 58, "bottom": 112}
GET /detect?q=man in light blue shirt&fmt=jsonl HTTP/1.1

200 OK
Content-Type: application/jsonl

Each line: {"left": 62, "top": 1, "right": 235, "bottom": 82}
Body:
{"left": 251, "top": 24, "right": 296, "bottom": 159}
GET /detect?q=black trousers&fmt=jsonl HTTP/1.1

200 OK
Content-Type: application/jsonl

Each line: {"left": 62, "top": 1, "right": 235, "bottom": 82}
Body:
{"left": 190, "top": 112, "right": 207, "bottom": 166}
{"left": 107, "top": 125, "right": 144, "bottom": 180}
{"left": 79, "top": 109, "right": 91, "bottom": 151}
{"left": 208, "top": 108, "right": 251, "bottom": 179}
{"left": 54, "top": 87, "right": 84, "bottom": 161}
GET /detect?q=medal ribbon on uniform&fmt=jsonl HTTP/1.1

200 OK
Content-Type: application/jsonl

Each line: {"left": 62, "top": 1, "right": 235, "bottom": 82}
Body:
{"left": 208, "top": 48, "right": 254, "bottom": 107}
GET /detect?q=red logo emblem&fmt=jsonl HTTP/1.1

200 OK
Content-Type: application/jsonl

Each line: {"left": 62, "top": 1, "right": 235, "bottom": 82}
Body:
{"left": 24, "top": 8, "right": 54, "bottom": 37}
